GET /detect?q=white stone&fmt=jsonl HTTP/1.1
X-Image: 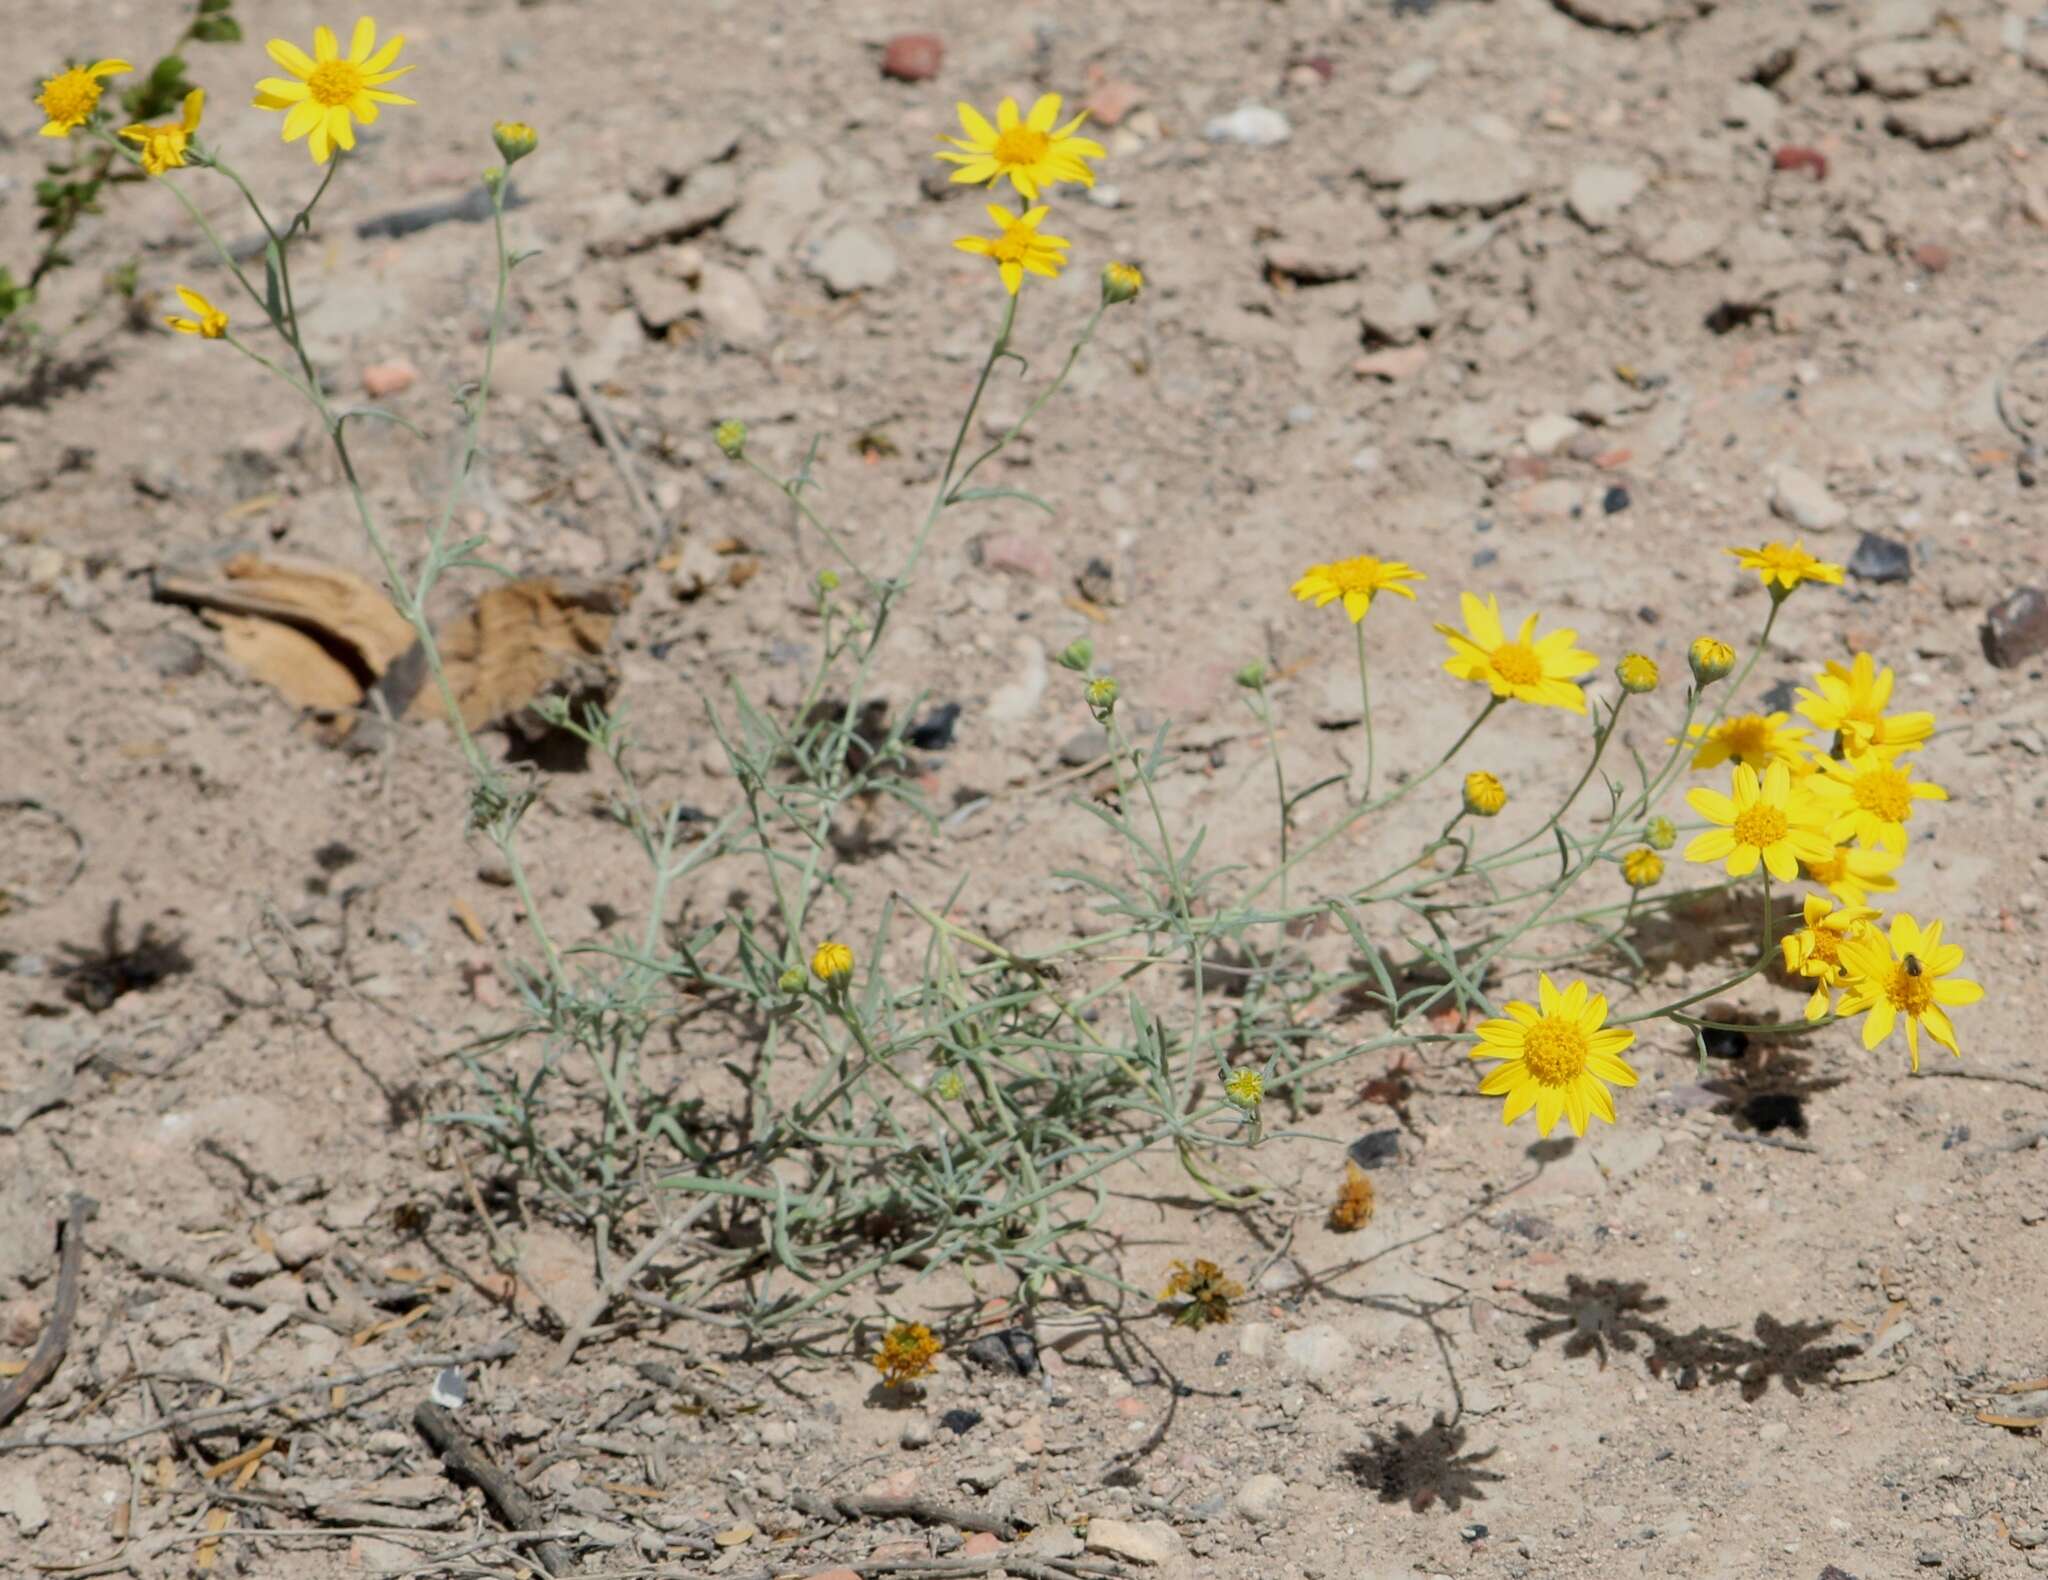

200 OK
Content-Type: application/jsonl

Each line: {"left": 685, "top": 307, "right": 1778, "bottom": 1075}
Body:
{"left": 1203, "top": 105, "right": 1292, "bottom": 147}
{"left": 1084, "top": 1517, "right": 1187, "bottom": 1567}
{"left": 1568, "top": 163, "right": 1647, "bottom": 229}
{"left": 1280, "top": 1323, "right": 1354, "bottom": 1381}
{"left": 805, "top": 226, "right": 899, "bottom": 296}
{"left": 1723, "top": 83, "right": 1781, "bottom": 138}
{"left": 0, "top": 1464, "right": 49, "bottom": 1536}
{"left": 1770, "top": 464, "right": 1848, "bottom": 531}
{"left": 1232, "top": 1473, "right": 1287, "bottom": 1524}
{"left": 696, "top": 264, "right": 771, "bottom": 348}
{"left": 1524, "top": 414, "right": 1582, "bottom": 456}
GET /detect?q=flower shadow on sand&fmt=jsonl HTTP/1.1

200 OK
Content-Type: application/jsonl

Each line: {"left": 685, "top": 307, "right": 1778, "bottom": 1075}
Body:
{"left": 1339, "top": 1413, "right": 1505, "bottom": 1512}
{"left": 1521, "top": 1276, "right": 1862, "bottom": 1401}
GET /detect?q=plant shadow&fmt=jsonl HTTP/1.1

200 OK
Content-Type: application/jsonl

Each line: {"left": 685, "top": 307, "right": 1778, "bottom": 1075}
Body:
{"left": 1339, "top": 1412, "right": 1504, "bottom": 1512}
{"left": 1520, "top": 1275, "right": 1862, "bottom": 1400}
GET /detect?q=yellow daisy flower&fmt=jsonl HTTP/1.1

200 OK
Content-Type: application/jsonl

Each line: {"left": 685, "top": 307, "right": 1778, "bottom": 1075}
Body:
{"left": 1683, "top": 760, "right": 1833, "bottom": 882}
{"left": 1727, "top": 539, "right": 1845, "bottom": 597}
{"left": 1620, "top": 847, "right": 1663, "bottom": 889}
{"left": 810, "top": 939, "right": 855, "bottom": 983}
{"left": 1470, "top": 974, "right": 1638, "bottom": 1137}
{"left": 1462, "top": 771, "right": 1508, "bottom": 817}
{"left": 1807, "top": 753, "right": 1947, "bottom": 855}
{"left": 1290, "top": 555, "right": 1426, "bottom": 623}
{"left": 164, "top": 287, "right": 229, "bottom": 339}
{"left": 1799, "top": 840, "right": 1902, "bottom": 909}
{"left": 935, "top": 94, "right": 1106, "bottom": 199}
{"left": 1780, "top": 893, "right": 1879, "bottom": 1021}
{"left": 953, "top": 203, "right": 1070, "bottom": 295}
{"left": 119, "top": 89, "right": 204, "bottom": 176}
{"left": 1223, "top": 1068, "right": 1263, "bottom": 1108}
{"left": 36, "top": 58, "right": 131, "bottom": 137}
{"left": 253, "top": 17, "right": 416, "bottom": 165}
{"left": 1794, "top": 653, "right": 1934, "bottom": 761}
{"left": 1435, "top": 592, "right": 1598, "bottom": 713}
{"left": 1836, "top": 913, "right": 1983, "bottom": 1070}
{"left": 1676, "top": 712, "right": 1814, "bottom": 775}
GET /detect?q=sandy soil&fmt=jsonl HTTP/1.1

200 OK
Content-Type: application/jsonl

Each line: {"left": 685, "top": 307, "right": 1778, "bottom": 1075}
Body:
{"left": 5, "top": 1, "right": 2048, "bottom": 1577}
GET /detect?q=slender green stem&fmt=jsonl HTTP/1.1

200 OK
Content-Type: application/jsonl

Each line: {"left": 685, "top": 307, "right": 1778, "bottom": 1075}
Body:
{"left": 1354, "top": 621, "right": 1375, "bottom": 804}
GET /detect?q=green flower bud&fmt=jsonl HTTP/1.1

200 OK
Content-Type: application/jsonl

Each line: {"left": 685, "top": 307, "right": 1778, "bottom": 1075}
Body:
{"left": 1235, "top": 658, "right": 1269, "bottom": 690}
{"left": 715, "top": 419, "right": 748, "bottom": 460}
{"left": 492, "top": 120, "right": 539, "bottom": 165}
{"left": 1056, "top": 637, "right": 1095, "bottom": 673}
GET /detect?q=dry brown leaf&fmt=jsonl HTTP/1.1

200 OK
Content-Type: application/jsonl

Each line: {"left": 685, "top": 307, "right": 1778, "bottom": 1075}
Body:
{"left": 210, "top": 615, "right": 368, "bottom": 712}
{"left": 393, "top": 576, "right": 632, "bottom": 734}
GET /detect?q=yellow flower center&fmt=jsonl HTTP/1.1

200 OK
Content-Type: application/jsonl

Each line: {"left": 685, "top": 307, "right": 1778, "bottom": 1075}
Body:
{"left": 1520, "top": 1017, "right": 1591, "bottom": 1087}
{"left": 39, "top": 69, "right": 103, "bottom": 126}
{"left": 1325, "top": 557, "right": 1389, "bottom": 594}
{"left": 1885, "top": 964, "right": 1934, "bottom": 1017}
{"left": 1720, "top": 717, "right": 1769, "bottom": 760}
{"left": 1808, "top": 929, "right": 1843, "bottom": 968}
{"left": 1732, "top": 803, "right": 1787, "bottom": 849}
{"left": 993, "top": 125, "right": 1051, "bottom": 167}
{"left": 1490, "top": 642, "right": 1544, "bottom": 687}
{"left": 306, "top": 59, "right": 367, "bottom": 108}
{"left": 1759, "top": 545, "right": 1809, "bottom": 574}
{"left": 1851, "top": 766, "right": 1911, "bottom": 822}
{"left": 989, "top": 223, "right": 1035, "bottom": 263}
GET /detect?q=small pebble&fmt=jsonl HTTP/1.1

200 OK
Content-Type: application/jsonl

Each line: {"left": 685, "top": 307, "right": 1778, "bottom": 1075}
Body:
{"left": 1602, "top": 484, "right": 1631, "bottom": 515}
{"left": 881, "top": 34, "right": 943, "bottom": 81}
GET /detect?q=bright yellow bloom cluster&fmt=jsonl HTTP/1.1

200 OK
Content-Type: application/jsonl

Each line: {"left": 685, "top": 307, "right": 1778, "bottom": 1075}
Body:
{"left": 1470, "top": 974, "right": 1638, "bottom": 1137}
{"left": 942, "top": 94, "right": 1108, "bottom": 296}
{"left": 1674, "top": 639, "right": 1978, "bottom": 1066}
{"left": 36, "top": 59, "right": 130, "bottom": 138}
{"left": 810, "top": 939, "right": 855, "bottom": 984}
{"left": 254, "top": 17, "right": 416, "bottom": 164}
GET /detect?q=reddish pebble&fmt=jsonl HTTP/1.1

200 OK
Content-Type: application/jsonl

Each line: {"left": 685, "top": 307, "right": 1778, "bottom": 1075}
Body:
{"left": 810, "top": 1571, "right": 862, "bottom": 1580}
{"left": 868, "top": 1543, "right": 926, "bottom": 1564}
{"left": 977, "top": 530, "right": 1055, "bottom": 581}
{"left": 1594, "top": 448, "right": 1634, "bottom": 469}
{"left": 1301, "top": 54, "right": 1336, "bottom": 81}
{"left": 1115, "top": 1396, "right": 1147, "bottom": 1419}
{"left": 857, "top": 1468, "right": 920, "bottom": 1502}
{"left": 1771, "top": 145, "right": 1828, "bottom": 181}
{"left": 1501, "top": 455, "right": 1548, "bottom": 483}
{"left": 961, "top": 1533, "right": 1005, "bottom": 1558}
{"left": 1084, "top": 79, "right": 1144, "bottom": 128}
{"left": 881, "top": 34, "right": 943, "bottom": 82}
{"left": 362, "top": 359, "right": 418, "bottom": 397}
{"left": 1911, "top": 241, "right": 1953, "bottom": 273}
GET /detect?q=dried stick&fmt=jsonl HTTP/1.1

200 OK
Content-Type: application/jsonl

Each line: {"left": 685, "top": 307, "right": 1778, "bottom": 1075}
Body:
{"left": 115, "top": 1253, "right": 357, "bottom": 1336}
{"left": 563, "top": 362, "right": 664, "bottom": 554}
{"left": 551, "top": 1197, "right": 721, "bottom": 1371}
{"left": 792, "top": 1488, "right": 1020, "bottom": 1540}
{"left": 414, "top": 1400, "right": 575, "bottom": 1576}
{"left": 6, "top": 1341, "right": 517, "bottom": 1452}
{"left": 0, "top": 1196, "right": 88, "bottom": 1428}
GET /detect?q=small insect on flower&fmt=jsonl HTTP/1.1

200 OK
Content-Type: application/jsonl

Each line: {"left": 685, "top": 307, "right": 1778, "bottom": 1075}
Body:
{"left": 1290, "top": 555, "right": 1427, "bottom": 624}
{"left": 936, "top": 94, "right": 1107, "bottom": 200}
{"left": 1620, "top": 847, "right": 1663, "bottom": 889}
{"left": 1727, "top": 539, "right": 1845, "bottom": 600}
{"left": 36, "top": 58, "right": 131, "bottom": 138}
{"left": 164, "top": 287, "right": 229, "bottom": 339}
{"left": 872, "top": 1322, "right": 942, "bottom": 1387}
{"left": 1688, "top": 636, "right": 1736, "bottom": 686}
{"left": 1160, "top": 1259, "right": 1244, "bottom": 1330}
{"left": 810, "top": 939, "right": 855, "bottom": 984}
{"left": 1615, "top": 653, "right": 1660, "bottom": 694}
{"left": 1223, "top": 1067, "right": 1264, "bottom": 1109}
{"left": 1102, "top": 261, "right": 1144, "bottom": 305}
{"left": 120, "top": 89, "right": 204, "bottom": 176}
{"left": 1436, "top": 592, "right": 1598, "bottom": 713}
{"left": 1835, "top": 913, "right": 1983, "bottom": 1070}
{"left": 1462, "top": 771, "right": 1508, "bottom": 818}
{"left": 953, "top": 203, "right": 1071, "bottom": 295}
{"left": 254, "top": 18, "right": 417, "bottom": 165}
{"left": 1328, "top": 1161, "right": 1376, "bottom": 1233}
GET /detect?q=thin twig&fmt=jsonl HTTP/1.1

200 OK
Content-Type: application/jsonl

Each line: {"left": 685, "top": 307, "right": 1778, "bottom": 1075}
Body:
{"left": 5, "top": 1341, "right": 517, "bottom": 1452}
{"left": 0, "top": 1195, "right": 88, "bottom": 1428}
{"left": 111, "top": 1251, "right": 357, "bottom": 1336}
{"left": 414, "top": 1400, "right": 576, "bottom": 1576}
{"left": 1717, "top": 1129, "right": 1818, "bottom": 1154}
{"left": 1919, "top": 1067, "right": 2048, "bottom": 1095}
{"left": 792, "top": 1489, "right": 1020, "bottom": 1540}
{"left": 552, "top": 1197, "right": 721, "bottom": 1371}
{"left": 563, "top": 361, "right": 664, "bottom": 555}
